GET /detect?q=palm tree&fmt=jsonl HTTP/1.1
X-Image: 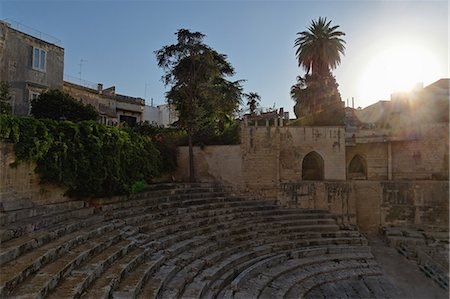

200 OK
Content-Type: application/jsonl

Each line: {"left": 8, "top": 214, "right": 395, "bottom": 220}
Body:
{"left": 295, "top": 17, "right": 346, "bottom": 76}
{"left": 246, "top": 92, "right": 261, "bottom": 115}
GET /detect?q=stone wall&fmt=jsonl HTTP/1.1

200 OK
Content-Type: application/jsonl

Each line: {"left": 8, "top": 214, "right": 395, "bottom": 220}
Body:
{"left": 0, "top": 143, "right": 67, "bottom": 206}
{"left": 278, "top": 127, "right": 346, "bottom": 181}
{"left": 176, "top": 130, "right": 448, "bottom": 232}
{"left": 175, "top": 145, "right": 243, "bottom": 189}
{"left": 346, "top": 143, "right": 388, "bottom": 180}
{"left": 347, "top": 123, "right": 449, "bottom": 181}
{"left": 391, "top": 124, "right": 448, "bottom": 180}
{"left": 279, "top": 181, "right": 356, "bottom": 227}
{"left": 278, "top": 180, "right": 449, "bottom": 232}
{"left": 237, "top": 126, "right": 346, "bottom": 196}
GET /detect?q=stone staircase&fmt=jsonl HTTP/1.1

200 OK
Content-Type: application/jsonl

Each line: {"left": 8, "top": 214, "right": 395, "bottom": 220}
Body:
{"left": 380, "top": 225, "right": 449, "bottom": 292}
{"left": 0, "top": 183, "right": 398, "bottom": 298}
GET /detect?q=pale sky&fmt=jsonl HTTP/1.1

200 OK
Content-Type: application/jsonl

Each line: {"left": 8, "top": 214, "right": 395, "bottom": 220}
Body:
{"left": 1, "top": 0, "right": 448, "bottom": 115}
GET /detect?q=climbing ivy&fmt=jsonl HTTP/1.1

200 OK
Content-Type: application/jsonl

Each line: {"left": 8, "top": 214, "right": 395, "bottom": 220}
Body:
{"left": 0, "top": 115, "right": 162, "bottom": 197}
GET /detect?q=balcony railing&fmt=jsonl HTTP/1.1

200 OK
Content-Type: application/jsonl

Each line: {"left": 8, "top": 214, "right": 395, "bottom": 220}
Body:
{"left": 3, "top": 18, "right": 61, "bottom": 46}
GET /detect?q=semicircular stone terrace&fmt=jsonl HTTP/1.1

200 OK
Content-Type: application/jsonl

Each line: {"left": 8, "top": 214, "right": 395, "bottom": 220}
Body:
{"left": 0, "top": 183, "right": 399, "bottom": 298}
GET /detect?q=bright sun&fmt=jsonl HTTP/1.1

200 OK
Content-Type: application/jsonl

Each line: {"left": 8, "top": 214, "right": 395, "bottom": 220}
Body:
{"left": 358, "top": 44, "right": 441, "bottom": 106}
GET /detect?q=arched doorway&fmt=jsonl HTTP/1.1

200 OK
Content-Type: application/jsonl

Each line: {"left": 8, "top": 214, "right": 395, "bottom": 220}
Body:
{"left": 302, "top": 151, "right": 324, "bottom": 180}
{"left": 348, "top": 154, "right": 367, "bottom": 180}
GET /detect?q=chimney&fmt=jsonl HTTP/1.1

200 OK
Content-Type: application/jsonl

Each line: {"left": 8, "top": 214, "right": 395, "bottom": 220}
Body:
{"left": 103, "top": 86, "right": 116, "bottom": 96}
{"left": 97, "top": 84, "right": 103, "bottom": 94}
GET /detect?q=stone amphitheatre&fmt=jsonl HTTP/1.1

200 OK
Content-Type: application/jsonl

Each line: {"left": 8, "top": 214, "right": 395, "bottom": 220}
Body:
{"left": 1, "top": 79, "right": 449, "bottom": 299}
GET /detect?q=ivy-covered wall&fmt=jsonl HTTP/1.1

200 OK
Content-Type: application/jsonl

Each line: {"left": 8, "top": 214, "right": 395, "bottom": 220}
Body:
{"left": 0, "top": 115, "right": 163, "bottom": 198}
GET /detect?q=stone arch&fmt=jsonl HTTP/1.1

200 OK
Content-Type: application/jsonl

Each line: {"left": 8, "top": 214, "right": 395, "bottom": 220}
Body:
{"left": 348, "top": 154, "right": 367, "bottom": 180}
{"left": 302, "top": 151, "right": 324, "bottom": 180}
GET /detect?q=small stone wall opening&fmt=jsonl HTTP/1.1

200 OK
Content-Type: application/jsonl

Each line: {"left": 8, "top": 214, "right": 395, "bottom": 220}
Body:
{"left": 348, "top": 154, "right": 367, "bottom": 180}
{"left": 302, "top": 151, "right": 324, "bottom": 180}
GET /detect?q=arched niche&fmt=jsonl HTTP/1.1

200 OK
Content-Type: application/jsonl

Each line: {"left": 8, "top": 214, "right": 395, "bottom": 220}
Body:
{"left": 302, "top": 151, "right": 324, "bottom": 180}
{"left": 348, "top": 154, "right": 367, "bottom": 180}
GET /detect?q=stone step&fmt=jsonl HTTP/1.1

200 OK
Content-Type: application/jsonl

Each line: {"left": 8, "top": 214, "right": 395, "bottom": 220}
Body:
{"left": 284, "top": 263, "right": 383, "bottom": 298}
{"left": 203, "top": 252, "right": 278, "bottom": 299}
{"left": 0, "top": 198, "right": 35, "bottom": 212}
{"left": 0, "top": 200, "right": 86, "bottom": 225}
{"left": 136, "top": 211, "right": 345, "bottom": 251}
{"left": 0, "top": 221, "right": 124, "bottom": 297}
{"left": 7, "top": 229, "right": 126, "bottom": 298}
{"left": 111, "top": 235, "right": 211, "bottom": 298}
{"left": 236, "top": 253, "right": 376, "bottom": 299}
{"left": 79, "top": 247, "right": 148, "bottom": 299}
{"left": 136, "top": 263, "right": 180, "bottom": 299}
{"left": 46, "top": 240, "right": 135, "bottom": 299}
{"left": 261, "top": 258, "right": 379, "bottom": 299}
{"left": 112, "top": 217, "right": 268, "bottom": 298}
{"left": 114, "top": 199, "right": 280, "bottom": 228}
{"left": 159, "top": 243, "right": 223, "bottom": 299}
{"left": 100, "top": 191, "right": 231, "bottom": 215}
{"left": 305, "top": 275, "right": 400, "bottom": 299}
{"left": 103, "top": 197, "right": 279, "bottom": 227}
{"left": 180, "top": 238, "right": 364, "bottom": 299}
{"left": 112, "top": 253, "right": 167, "bottom": 298}
{"left": 0, "top": 183, "right": 387, "bottom": 298}
{"left": 0, "top": 216, "right": 104, "bottom": 266}
{"left": 194, "top": 241, "right": 370, "bottom": 299}
{"left": 226, "top": 245, "right": 372, "bottom": 294}
{"left": 123, "top": 201, "right": 276, "bottom": 231}
{"left": 419, "top": 263, "right": 449, "bottom": 290}
{"left": 137, "top": 208, "right": 338, "bottom": 244}
{"left": 0, "top": 207, "right": 95, "bottom": 243}
{"left": 126, "top": 216, "right": 356, "bottom": 296}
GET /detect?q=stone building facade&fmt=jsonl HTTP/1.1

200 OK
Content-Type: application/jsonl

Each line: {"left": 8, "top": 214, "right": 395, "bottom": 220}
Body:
{"left": 0, "top": 20, "right": 64, "bottom": 115}
{"left": 63, "top": 81, "right": 145, "bottom": 126}
{"left": 176, "top": 79, "right": 449, "bottom": 232}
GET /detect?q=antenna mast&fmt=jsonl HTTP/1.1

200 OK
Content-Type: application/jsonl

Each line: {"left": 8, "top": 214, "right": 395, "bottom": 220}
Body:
{"left": 78, "top": 59, "right": 88, "bottom": 82}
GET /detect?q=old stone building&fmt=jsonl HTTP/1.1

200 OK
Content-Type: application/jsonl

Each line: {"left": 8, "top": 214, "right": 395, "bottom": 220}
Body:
{"left": 63, "top": 81, "right": 145, "bottom": 126}
{"left": 176, "top": 79, "right": 449, "bottom": 232}
{"left": 0, "top": 20, "right": 64, "bottom": 115}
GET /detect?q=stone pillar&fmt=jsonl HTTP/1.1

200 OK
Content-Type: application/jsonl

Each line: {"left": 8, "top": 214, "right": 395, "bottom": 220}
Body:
{"left": 387, "top": 142, "right": 392, "bottom": 180}
{"left": 279, "top": 108, "right": 284, "bottom": 127}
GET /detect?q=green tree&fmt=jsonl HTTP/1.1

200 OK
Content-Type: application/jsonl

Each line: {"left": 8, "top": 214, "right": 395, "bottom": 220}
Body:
{"left": 31, "top": 89, "right": 99, "bottom": 121}
{"left": 0, "top": 81, "right": 12, "bottom": 115}
{"left": 295, "top": 17, "right": 346, "bottom": 76}
{"left": 155, "top": 29, "right": 243, "bottom": 181}
{"left": 246, "top": 92, "right": 261, "bottom": 115}
{"left": 292, "top": 18, "right": 346, "bottom": 124}
{"left": 291, "top": 74, "right": 344, "bottom": 124}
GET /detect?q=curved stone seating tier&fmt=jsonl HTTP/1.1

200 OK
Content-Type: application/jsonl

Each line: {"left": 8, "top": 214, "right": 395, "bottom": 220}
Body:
{"left": 0, "top": 183, "right": 394, "bottom": 298}
{"left": 305, "top": 275, "right": 401, "bottom": 299}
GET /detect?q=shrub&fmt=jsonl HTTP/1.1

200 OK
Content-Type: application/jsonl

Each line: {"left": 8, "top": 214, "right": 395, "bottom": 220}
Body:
{"left": 31, "top": 89, "right": 99, "bottom": 121}
{"left": 0, "top": 115, "right": 161, "bottom": 197}
{"left": 132, "top": 121, "right": 181, "bottom": 173}
{"left": 0, "top": 81, "right": 12, "bottom": 115}
{"left": 131, "top": 180, "right": 148, "bottom": 194}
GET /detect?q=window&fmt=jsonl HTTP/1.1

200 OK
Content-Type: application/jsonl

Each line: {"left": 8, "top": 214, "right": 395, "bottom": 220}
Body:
{"left": 120, "top": 115, "right": 137, "bottom": 127}
{"left": 29, "top": 91, "right": 40, "bottom": 115}
{"left": 30, "top": 92, "right": 40, "bottom": 101}
{"left": 32, "top": 47, "right": 46, "bottom": 71}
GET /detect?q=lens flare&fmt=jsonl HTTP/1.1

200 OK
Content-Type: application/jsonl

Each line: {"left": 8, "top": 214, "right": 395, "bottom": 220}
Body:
{"left": 358, "top": 44, "right": 441, "bottom": 104}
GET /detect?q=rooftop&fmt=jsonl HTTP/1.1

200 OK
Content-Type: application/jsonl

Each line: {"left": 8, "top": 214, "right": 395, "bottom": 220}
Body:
{"left": 1, "top": 19, "right": 62, "bottom": 48}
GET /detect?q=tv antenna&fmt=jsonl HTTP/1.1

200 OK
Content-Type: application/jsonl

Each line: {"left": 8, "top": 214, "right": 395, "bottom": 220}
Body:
{"left": 78, "top": 59, "right": 88, "bottom": 82}
{"left": 145, "top": 83, "right": 151, "bottom": 104}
